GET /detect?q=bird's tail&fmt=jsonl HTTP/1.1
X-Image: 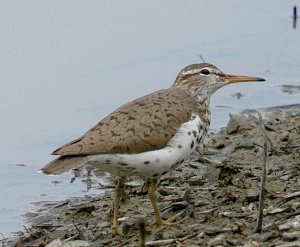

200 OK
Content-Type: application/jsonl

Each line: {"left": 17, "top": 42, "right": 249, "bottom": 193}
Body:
{"left": 41, "top": 156, "right": 88, "bottom": 175}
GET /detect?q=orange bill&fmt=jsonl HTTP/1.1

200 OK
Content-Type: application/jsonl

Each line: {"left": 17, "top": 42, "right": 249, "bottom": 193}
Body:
{"left": 223, "top": 74, "right": 265, "bottom": 83}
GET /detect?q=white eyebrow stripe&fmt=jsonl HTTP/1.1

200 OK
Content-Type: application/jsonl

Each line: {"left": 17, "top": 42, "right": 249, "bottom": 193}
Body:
{"left": 181, "top": 68, "right": 202, "bottom": 76}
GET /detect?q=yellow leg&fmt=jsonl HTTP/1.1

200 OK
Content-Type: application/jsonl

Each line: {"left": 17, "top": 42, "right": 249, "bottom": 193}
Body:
{"left": 147, "top": 179, "right": 187, "bottom": 226}
{"left": 111, "top": 177, "right": 125, "bottom": 236}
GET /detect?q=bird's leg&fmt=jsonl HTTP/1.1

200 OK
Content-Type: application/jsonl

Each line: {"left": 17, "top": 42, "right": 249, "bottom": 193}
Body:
{"left": 147, "top": 179, "right": 186, "bottom": 226}
{"left": 111, "top": 176, "right": 125, "bottom": 236}
{"left": 141, "top": 178, "right": 150, "bottom": 194}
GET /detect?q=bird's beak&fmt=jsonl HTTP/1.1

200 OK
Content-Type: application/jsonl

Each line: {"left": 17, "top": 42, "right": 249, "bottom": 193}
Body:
{"left": 223, "top": 74, "right": 265, "bottom": 83}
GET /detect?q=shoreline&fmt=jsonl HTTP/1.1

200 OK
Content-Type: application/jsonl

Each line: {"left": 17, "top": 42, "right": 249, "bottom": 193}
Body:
{"left": 2, "top": 104, "right": 300, "bottom": 247}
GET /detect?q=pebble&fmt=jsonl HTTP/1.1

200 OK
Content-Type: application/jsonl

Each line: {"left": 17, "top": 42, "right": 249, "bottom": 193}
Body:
{"left": 186, "top": 176, "right": 205, "bottom": 186}
{"left": 208, "top": 234, "right": 225, "bottom": 246}
{"left": 210, "top": 135, "right": 227, "bottom": 149}
{"left": 226, "top": 114, "right": 252, "bottom": 134}
{"left": 246, "top": 189, "right": 260, "bottom": 203}
{"left": 243, "top": 240, "right": 259, "bottom": 247}
{"left": 46, "top": 240, "right": 90, "bottom": 247}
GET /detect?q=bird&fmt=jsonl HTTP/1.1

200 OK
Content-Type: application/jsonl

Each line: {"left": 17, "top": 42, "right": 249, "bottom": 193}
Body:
{"left": 41, "top": 63, "right": 265, "bottom": 235}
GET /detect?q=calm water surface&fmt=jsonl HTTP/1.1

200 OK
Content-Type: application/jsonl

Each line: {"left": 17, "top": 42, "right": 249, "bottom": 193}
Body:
{"left": 0, "top": 1, "right": 299, "bottom": 237}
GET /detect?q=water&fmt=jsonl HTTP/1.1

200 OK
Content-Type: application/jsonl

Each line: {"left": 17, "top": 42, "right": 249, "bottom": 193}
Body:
{"left": 0, "top": 0, "right": 299, "bottom": 237}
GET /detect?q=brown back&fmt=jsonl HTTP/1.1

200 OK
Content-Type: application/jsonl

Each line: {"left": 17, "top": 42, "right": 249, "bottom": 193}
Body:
{"left": 53, "top": 88, "right": 200, "bottom": 156}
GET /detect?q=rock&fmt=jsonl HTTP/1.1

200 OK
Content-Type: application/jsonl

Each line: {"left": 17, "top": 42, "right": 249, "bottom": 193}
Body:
{"left": 226, "top": 114, "right": 252, "bottom": 134}
{"left": 119, "top": 217, "right": 140, "bottom": 235}
{"left": 210, "top": 135, "right": 227, "bottom": 149}
{"left": 208, "top": 234, "right": 225, "bottom": 246}
{"left": 243, "top": 240, "right": 259, "bottom": 247}
{"left": 246, "top": 189, "right": 260, "bottom": 203}
{"left": 186, "top": 176, "right": 205, "bottom": 186}
{"left": 276, "top": 240, "right": 300, "bottom": 247}
{"left": 258, "top": 231, "right": 280, "bottom": 242}
{"left": 282, "top": 230, "right": 300, "bottom": 241}
{"left": 234, "top": 139, "right": 255, "bottom": 150}
{"left": 206, "top": 227, "right": 217, "bottom": 236}
{"left": 264, "top": 180, "right": 286, "bottom": 193}
{"left": 145, "top": 239, "right": 176, "bottom": 246}
{"left": 46, "top": 239, "right": 90, "bottom": 247}
{"left": 194, "top": 199, "right": 211, "bottom": 207}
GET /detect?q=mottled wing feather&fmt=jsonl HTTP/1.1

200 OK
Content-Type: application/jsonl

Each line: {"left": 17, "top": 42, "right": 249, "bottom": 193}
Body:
{"left": 52, "top": 89, "right": 196, "bottom": 156}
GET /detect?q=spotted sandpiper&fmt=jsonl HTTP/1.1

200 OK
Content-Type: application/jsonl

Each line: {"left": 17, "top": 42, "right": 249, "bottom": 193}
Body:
{"left": 42, "top": 63, "right": 265, "bottom": 235}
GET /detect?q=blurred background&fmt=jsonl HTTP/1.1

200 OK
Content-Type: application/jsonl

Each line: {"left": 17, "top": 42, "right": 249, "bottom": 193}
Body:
{"left": 0, "top": 0, "right": 299, "bottom": 237}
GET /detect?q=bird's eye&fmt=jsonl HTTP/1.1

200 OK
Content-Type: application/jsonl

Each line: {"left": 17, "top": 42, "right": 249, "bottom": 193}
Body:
{"left": 200, "top": 69, "right": 210, "bottom": 75}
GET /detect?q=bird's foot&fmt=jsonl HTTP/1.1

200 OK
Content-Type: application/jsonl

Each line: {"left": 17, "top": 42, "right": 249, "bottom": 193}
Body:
{"left": 151, "top": 211, "right": 188, "bottom": 227}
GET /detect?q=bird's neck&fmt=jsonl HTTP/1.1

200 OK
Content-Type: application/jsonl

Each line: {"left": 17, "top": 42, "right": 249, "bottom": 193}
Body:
{"left": 177, "top": 86, "right": 212, "bottom": 132}
{"left": 172, "top": 80, "right": 213, "bottom": 105}
{"left": 194, "top": 95, "right": 211, "bottom": 133}
{"left": 170, "top": 85, "right": 212, "bottom": 131}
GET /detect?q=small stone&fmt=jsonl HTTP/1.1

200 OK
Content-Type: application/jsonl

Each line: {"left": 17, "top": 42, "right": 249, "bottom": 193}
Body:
{"left": 210, "top": 135, "right": 227, "bottom": 149}
{"left": 243, "top": 240, "right": 259, "bottom": 247}
{"left": 186, "top": 176, "right": 205, "bottom": 186}
{"left": 205, "top": 227, "right": 217, "bottom": 236}
{"left": 246, "top": 189, "right": 260, "bottom": 203}
{"left": 194, "top": 199, "right": 210, "bottom": 207}
{"left": 157, "top": 187, "right": 174, "bottom": 196}
{"left": 119, "top": 217, "right": 140, "bottom": 235}
{"left": 280, "top": 132, "right": 290, "bottom": 142}
{"left": 282, "top": 231, "right": 300, "bottom": 241}
{"left": 46, "top": 239, "right": 90, "bottom": 247}
{"left": 234, "top": 139, "right": 254, "bottom": 149}
{"left": 226, "top": 114, "right": 252, "bottom": 134}
{"left": 262, "top": 231, "right": 281, "bottom": 242}
{"left": 208, "top": 234, "right": 225, "bottom": 246}
{"left": 225, "top": 188, "right": 239, "bottom": 202}
{"left": 264, "top": 180, "right": 286, "bottom": 193}
{"left": 162, "top": 228, "right": 175, "bottom": 239}
{"left": 204, "top": 166, "right": 221, "bottom": 184}
{"left": 241, "top": 226, "right": 253, "bottom": 237}
{"left": 96, "top": 221, "right": 110, "bottom": 228}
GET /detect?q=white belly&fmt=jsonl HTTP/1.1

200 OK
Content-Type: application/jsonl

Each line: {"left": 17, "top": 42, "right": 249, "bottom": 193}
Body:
{"left": 86, "top": 113, "right": 205, "bottom": 179}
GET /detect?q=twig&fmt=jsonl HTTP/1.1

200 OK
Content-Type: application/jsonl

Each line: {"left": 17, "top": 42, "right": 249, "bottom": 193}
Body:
{"left": 196, "top": 207, "right": 219, "bottom": 215}
{"left": 256, "top": 112, "right": 268, "bottom": 233}
{"left": 98, "top": 181, "right": 115, "bottom": 189}
{"left": 23, "top": 226, "right": 30, "bottom": 233}
{"left": 116, "top": 234, "right": 138, "bottom": 247}
{"left": 281, "top": 209, "right": 300, "bottom": 220}
{"left": 0, "top": 232, "right": 6, "bottom": 241}
{"left": 139, "top": 218, "right": 147, "bottom": 247}
{"left": 72, "top": 216, "right": 81, "bottom": 233}
{"left": 178, "top": 233, "right": 198, "bottom": 241}
{"left": 146, "top": 239, "right": 176, "bottom": 246}
{"left": 283, "top": 191, "right": 300, "bottom": 200}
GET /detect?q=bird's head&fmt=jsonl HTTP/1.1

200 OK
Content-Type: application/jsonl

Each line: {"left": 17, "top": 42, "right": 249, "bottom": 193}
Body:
{"left": 173, "top": 63, "right": 265, "bottom": 100}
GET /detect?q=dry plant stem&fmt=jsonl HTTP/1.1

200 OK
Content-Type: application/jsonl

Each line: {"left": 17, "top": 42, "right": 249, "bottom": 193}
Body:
{"left": 256, "top": 112, "right": 268, "bottom": 233}
{"left": 116, "top": 235, "right": 138, "bottom": 247}
{"left": 112, "top": 177, "right": 125, "bottom": 236}
{"left": 145, "top": 239, "right": 176, "bottom": 246}
{"left": 139, "top": 218, "right": 147, "bottom": 247}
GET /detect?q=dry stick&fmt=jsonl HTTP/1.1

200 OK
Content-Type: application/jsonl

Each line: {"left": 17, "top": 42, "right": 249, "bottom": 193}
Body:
{"left": 256, "top": 112, "right": 268, "bottom": 233}
{"left": 0, "top": 232, "right": 6, "bottom": 242}
{"left": 115, "top": 235, "right": 138, "bottom": 247}
{"left": 139, "top": 218, "right": 147, "bottom": 247}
